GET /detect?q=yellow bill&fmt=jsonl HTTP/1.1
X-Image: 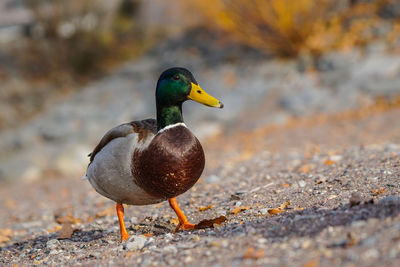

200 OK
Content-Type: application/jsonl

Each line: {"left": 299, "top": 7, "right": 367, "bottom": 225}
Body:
{"left": 188, "top": 83, "right": 224, "bottom": 108}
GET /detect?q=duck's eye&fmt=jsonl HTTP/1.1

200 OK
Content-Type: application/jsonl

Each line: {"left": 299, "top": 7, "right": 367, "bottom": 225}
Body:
{"left": 172, "top": 75, "right": 180, "bottom": 81}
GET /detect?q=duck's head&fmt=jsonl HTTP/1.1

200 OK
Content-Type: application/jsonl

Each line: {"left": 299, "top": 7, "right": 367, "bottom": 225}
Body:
{"left": 156, "top": 67, "right": 223, "bottom": 109}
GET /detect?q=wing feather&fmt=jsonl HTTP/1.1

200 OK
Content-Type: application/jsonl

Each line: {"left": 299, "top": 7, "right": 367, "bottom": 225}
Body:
{"left": 88, "top": 119, "right": 157, "bottom": 163}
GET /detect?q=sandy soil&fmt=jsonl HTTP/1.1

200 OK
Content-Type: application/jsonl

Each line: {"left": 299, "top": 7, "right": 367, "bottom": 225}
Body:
{"left": 0, "top": 107, "right": 400, "bottom": 266}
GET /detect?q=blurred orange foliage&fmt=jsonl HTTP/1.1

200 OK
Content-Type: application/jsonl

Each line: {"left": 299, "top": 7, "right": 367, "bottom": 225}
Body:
{"left": 188, "top": 0, "right": 400, "bottom": 57}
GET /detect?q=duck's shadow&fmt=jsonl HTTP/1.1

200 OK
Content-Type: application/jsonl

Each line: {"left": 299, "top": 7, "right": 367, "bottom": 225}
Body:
{"left": 2, "top": 196, "right": 399, "bottom": 254}
{"left": 216, "top": 195, "right": 400, "bottom": 242}
{"left": 0, "top": 222, "right": 173, "bottom": 254}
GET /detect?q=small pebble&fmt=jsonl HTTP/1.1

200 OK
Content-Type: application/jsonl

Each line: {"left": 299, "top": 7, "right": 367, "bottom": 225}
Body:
{"left": 46, "top": 239, "right": 60, "bottom": 250}
{"left": 206, "top": 175, "right": 221, "bottom": 183}
{"left": 298, "top": 180, "right": 307, "bottom": 188}
{"left": 349, "top": 192, "right": 362, "bottom": 206}
{"left": 163, "top": 245, "right": 178, "bottom": 254}
{"left": 124, "top": 235, "right": 147, "bottom": 251}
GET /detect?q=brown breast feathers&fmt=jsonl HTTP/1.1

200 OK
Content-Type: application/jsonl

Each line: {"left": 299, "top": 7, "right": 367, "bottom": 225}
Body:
{"left": 89, "top": 119, "right": 157, "bottom": 163}
{"left": 132, "top": 125, "right": 205, "bottom": 199}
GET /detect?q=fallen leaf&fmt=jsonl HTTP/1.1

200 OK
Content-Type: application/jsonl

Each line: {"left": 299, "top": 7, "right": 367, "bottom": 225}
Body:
{"left": 230, "top": 194, "right": 241, "bottom": 201}
{"left": 169, "top": 218, "right": 179, "bottom": 225}
{"left": 0, "top": 228, "right": 13, "bottom": 243}
{"left": 281, "top": 183, "right": 290, "bottom": 187}
{"left": 143, "top": 233, "right": 154, "bottom": 237}
{"left": 230, "top": 206, "right": 250, "bottom": 214}
{"left": 371, "top": 188, "right": 386, "bottom": 196}
{"left": 197, "top": 205, "right": 214, "bottom": 212}
{"left": 345, "top": 233, "right": 357, "bottom": 248}
{"left": 154, "top": 202, "right": 164, "bottom": 208}
{"left": 303, "top": 258, "right": 319, "bottom": 267}
{"left": 57, "top": 222, "right": 74, "bottom": 239}
{"left": 279, "top": 201, "right": 290, "bottom": 209}
{"left": 299, "top": 164, "right": 314, "bottom": 173}
{"left": 47, "top": 225, "right": 62, "bottom": 233}
{"left": 324, "top": 159, "right": 335, "bottom": 165}
{"left": 125, "top": 251, "right": 136, "bottom": 258}
{"left": 5, "top": 199, "right": 16, "bottom": 208}
{"left": 95, "top": 206, "right": 114, "bottom": 218}
{"left": 194, "top": 216, "right": 227, "bottom": 229}
{"left": 55, "top": 215, "right": 81, "bottom": 225}
{"left": 0, "top": 235, "right": 10, "bottom": 243}
{"left": 268, "top": 201, "right": 290, "bottom": 215}
{"left": 268, "top": 208, "right": 285, "bottom": 215}
{"left": 243, "top": 247, "right": 264, "bottom": 259}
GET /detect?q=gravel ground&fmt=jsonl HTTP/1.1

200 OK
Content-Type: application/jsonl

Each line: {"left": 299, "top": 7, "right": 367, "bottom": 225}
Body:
{"left": 1, "top": 107, "right": 399, "bottom": 266}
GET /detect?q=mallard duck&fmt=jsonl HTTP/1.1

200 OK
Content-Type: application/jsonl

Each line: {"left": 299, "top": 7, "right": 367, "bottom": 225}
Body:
{"left": 83, "top": 67, "right": 223, "bottom": 241}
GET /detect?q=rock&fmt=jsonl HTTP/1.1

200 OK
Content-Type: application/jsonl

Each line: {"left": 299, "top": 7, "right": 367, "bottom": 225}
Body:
{"left": 46, "top": 239, "right": 60, "bottom": 250}
{"left": 259, "top": 208, "right": 270, "bottom": 215}
{"left": 162, "top": 245, "right": 178, "bottom": 254}
{"left": 379, "top": 196, "right": 400, "bottom": 205}
{"left": 298, "top": 180, "right": 306, "bottom": 188}
{"left": 206, "top": 175, "right": 221, "bottom": 183}
{"left": 124, "top": 235, "right": 147, "bottom": 251}
{"left": 350, "top": 192, "right": 362, "bottom": 206}
{"left": 164, "top": 233, "right": 174, "bottom": 241}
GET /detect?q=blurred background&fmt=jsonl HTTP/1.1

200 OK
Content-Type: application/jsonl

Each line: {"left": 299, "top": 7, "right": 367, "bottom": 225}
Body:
{"left": 0, "top": 0, "right": 400, "bottom": 182}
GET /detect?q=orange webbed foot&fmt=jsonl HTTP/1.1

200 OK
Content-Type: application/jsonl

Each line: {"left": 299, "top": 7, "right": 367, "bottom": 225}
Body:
{"left": 169, "top": 197, "right": 197, "bottom": 232}
{"left": 175, "top": 222, "right": 196, "bottom": 232}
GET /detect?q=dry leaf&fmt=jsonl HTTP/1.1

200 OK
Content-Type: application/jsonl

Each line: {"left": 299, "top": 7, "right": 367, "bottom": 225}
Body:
{"left": 243, "top": 247, "right": 264, "bottom": 259}
{"left": 125, "top": 251, "right": 136, "bottom": 258}
{"left": 0, "top": 235, "right": 10, "bottom": 243}
{"left": 0, "top": 228, "right": 13, "bottom": 243}
{"left": 345, "top": 233, "right": 357, "bottom": 248}
{"left": 268, "top": 208, "right": 285, "bottom": 215}
{"left": 57, "top": 222, "right": 74, "bottom": 239}
{"left": 371, "top": 188, "right": 386, "bottom": 196}
{"left": 143, "top": 233, "right": 154, "bottom": 237}
{"left": 231, "top": 206, "right": 250, "bottom": 214}
{"left": 281, "top": 183, "right": 290, "bottom": 187}
{"left": 154, "top": 202, "right": 164, "bottom": 208}
{"left": 303, "top": 258, "right": 319, "bottom": 267}
{"left": 279, "top": 201, "right": 290, "bottom": 209}
{"left": 95, "top": 206, "right": 114, "bottom": 218}
{"left": 268, "top": 201, "right": 290, "bottom": 215}
{"left": 169, "top": 218, "right": 179, "bottom": 225}
{"left": 194, "top": 216, "right": 227, "bottom": 229}
{"left": 299, "top": 164, "right": 314, "bottom": 173}
{"left": 324, "top": 159, "right": 335, "bottom": 165}
{"left": 5, "top": 199, "right": 16, "bottom": 208}
{"left": 197, "top": 205, "right": 214, "bottom": 212}
{"left": 55, "top": 215, "right": 81, "bottom": 225}
{"left": 47, "top": 225, "right": 62, "bottom": 233}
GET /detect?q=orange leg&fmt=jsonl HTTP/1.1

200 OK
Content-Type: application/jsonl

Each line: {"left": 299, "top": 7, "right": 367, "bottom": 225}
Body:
{"left": 169, "top": 197, "right": 195, "bottom": 231}
{"left": 116, "top": 203, "right": 130, "bottom": 241}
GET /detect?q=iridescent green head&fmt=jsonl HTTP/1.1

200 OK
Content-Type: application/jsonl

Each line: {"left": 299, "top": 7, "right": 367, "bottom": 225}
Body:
{"left": 155, "top": 67, "right": 223, "bottom": 130}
